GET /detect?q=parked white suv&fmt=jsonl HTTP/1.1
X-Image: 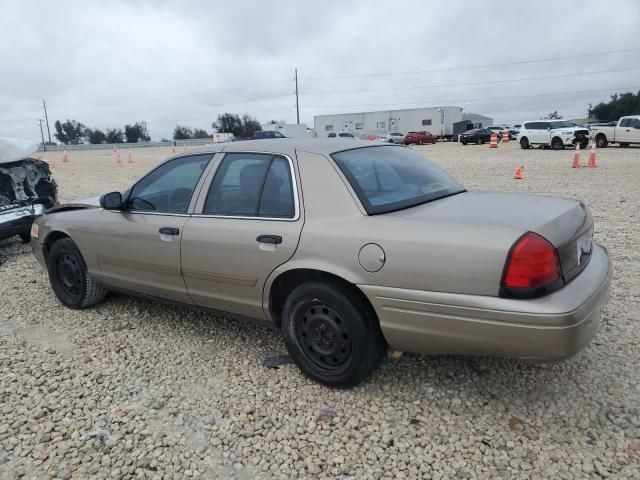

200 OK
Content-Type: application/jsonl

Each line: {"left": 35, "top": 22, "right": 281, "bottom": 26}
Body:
{"left": 517, "top": 120, "right": 590, "bottom": 150}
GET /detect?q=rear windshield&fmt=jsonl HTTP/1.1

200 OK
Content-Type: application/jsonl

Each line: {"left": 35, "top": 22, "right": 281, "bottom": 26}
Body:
{"left": 332, "top": 146, "right": 465, "bottom": 215}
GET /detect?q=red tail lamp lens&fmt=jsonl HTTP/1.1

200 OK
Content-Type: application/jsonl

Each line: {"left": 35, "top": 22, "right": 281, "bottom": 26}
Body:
{"left": 502, "top": 232, "right": 561, "bottom": 288}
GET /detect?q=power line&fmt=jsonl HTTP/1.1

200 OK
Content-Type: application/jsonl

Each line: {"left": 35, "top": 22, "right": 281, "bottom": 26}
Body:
{"left": 301, "top": 48, "right": 640, "bottom": 81}
{"left": 300, "top": 86, "right": 638, "bottom": 110}
{"left": 304, "top": 68, "right": 640, "bottom": 96}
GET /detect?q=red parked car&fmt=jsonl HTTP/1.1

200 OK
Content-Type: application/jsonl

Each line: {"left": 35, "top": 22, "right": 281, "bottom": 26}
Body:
{"left": 404, "top": 131, "right": 436, "bottom": 145}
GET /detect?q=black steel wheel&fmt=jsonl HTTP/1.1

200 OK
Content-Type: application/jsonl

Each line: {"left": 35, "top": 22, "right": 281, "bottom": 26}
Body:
{"left": 281, "top": 280, "right": 387, "bottom": 387}
{"left": 294, "top": 303, "right": 353, "bottom": 372}
{"left": 47, "top": 238, "right": 107, "bottom": 309}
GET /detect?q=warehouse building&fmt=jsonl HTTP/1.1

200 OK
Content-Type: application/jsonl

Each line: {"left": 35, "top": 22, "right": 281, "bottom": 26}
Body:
{"left": 314, "top": 106, "right": 470, "bottom": 140}
{"left": 462, "top": 112, "right": 494, "bottom": 129}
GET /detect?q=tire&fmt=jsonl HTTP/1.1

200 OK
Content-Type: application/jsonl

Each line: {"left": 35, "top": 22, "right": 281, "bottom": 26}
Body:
{"left": 595, "top": 134, "right": 607, "bottom": 148}
{"left": 418, "top": 140, "right": 423, "bottom": 145}
{"left": 475, "top": 138, "right": 482, "bottom": 145}
{"left": 47, "top": 238, "right": 107, "bottom": 309}
{"left": 520, "top": 137, "right": 530, "bottom": 149}
{"left": 461, "top": 140, "right": 467, "bottom": 145}
{"left": 281, "top": 280, "right": 387, "bottom": 387}
{"left": 551, "top": 137, "right": 564, "bottom": 150}
{"left": 19, "top": 231, "right": 31, "bottom": 243}
{"left": 580, "top": 139, "right": 589, "bottom": 150}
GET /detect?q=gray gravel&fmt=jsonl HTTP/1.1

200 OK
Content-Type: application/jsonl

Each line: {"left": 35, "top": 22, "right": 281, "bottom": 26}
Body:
{"left": 1, "top": 143, "right": 639, "bottom": 479}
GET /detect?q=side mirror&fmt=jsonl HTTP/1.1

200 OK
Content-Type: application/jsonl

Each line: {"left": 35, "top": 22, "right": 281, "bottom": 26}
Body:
{"left": 100, "top": 191, "right": 123, "bottom": 210}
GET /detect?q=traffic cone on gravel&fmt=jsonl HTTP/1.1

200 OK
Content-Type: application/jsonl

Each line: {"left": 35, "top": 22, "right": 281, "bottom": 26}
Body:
{"left": 116, "top": 153, "right": 122, "bottom": 165}
{"left": 62, "top": 151, "right": 69, "bottom": 163}
{"left": 489, "top": 133, "right": 498, "bottom": 148}
{"left": 51, "top": 160, "right": 56, "bottom": 170}
{"left": 514, "top": 167, "right": 523, "bottom": 180}
{"left": 587, "top": 142, "right": 597, "bottom": 168}
{"left": 571, "top": 143, "right": 581, "bottom": 168}
{"left": 172, "top": 146, "right": 176, "bottom": 154}
{"left": 128, "top": 153, "right": 134, "bottom": 164}
{"left": 502, "top": 131, "right": 509, "bottom": 143}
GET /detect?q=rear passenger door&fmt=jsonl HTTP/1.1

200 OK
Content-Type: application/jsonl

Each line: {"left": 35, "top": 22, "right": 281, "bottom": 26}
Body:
{"left": 180, "top": 152, "right": 303, "bottom": 319}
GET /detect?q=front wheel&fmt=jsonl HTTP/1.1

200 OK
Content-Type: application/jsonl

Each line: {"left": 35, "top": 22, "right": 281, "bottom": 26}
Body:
{"left": 418, "top": 140, "right": 423, "bottom": 145}
{"left": 47, "top": 238, "right": 107, "bottom": 309}
{"left": 520, "top": 137, "right": 530, "bottom": 149}
{"left": 551, "top": 137, "right": 565, "bottom": 150}
{"left": 281, "top": 281, "right": 387, "bottom": 387}
{"left": 461, "top": 140, "right": 468, "bottom": 145}
{"left": 595, "top": 135, "right": 608, "bottom": 148}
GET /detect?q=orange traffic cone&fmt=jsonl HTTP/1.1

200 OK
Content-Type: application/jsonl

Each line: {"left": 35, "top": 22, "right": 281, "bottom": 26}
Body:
{"left": 489, "top": 133, "right": 498, "bottom": 148}
{"left": 571, "top": 143, "right": 581, "bottom": 168}
{"left": 127, "top": 153, "right": 134, "bottom": 164}
{"left": 116, "top": 153, "right": 122, "bottom": 165}
{"left": 171, "top": 146, "right": 176, "bottom": 154}
{"left": 514, "top": 167, "right": 523, "bottom": 180}
{"left": 502, "top": 131, "right": 509, "bottom": 143}
{"left": 587, "top": 142, "right": 597, "bottom": 168}
{"left": 62, "top": 151, "right": 69, "bottom": 162}
{"left": 51, "top": 160, "right": 57, "bottom": 170}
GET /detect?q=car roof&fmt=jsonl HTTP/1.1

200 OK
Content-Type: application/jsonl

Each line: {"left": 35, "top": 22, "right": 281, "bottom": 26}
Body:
{"left": 179, "top": 138, "right": 398, "bottom": 158}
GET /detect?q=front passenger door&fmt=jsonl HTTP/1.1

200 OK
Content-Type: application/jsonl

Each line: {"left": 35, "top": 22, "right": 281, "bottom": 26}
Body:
{"left": 91, "top": 154, "right": 213, "bottom": 302}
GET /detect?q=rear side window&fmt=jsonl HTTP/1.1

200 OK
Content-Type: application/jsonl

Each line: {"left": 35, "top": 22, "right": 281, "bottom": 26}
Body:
{"left": 203, "top": 153, "right": 295, "bottom": 218}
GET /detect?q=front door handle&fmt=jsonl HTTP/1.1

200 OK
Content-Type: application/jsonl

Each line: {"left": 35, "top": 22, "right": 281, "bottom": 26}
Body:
{"left": 159, "top": 227, "right": 180, "bottom": 236}
{"left": 257, "top": 235, "right": 282, "bottom": 245}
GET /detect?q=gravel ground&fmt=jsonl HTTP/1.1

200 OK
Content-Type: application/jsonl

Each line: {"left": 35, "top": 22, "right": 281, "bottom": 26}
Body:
{"left": 1, "top": 143, "right": 639, "bottom": 479}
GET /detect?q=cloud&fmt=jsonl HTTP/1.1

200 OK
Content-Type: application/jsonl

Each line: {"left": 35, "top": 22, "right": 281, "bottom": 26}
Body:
{"left": 1, "top": 0, "right": 639, "bottom": 140}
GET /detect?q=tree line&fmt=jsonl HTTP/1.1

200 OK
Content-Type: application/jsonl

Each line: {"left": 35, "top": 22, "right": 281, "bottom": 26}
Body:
{"left": 173, "top": 113, "right": 262, "bottom": 140}
{"left": 54, "top": 120, "right": 150, "bottom": 145}
{"left": 52, "top": 112, "right": 264, "bottom": 144}
{"left": 588, "top": 90, "right": 640, "bottom": 122}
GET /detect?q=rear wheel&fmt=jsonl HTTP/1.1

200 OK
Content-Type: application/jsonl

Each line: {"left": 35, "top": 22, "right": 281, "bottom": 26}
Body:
{"left": 281, "top": 281, "right": 387, "bottom": 387}
{"left": 418, "top": 140, "right": 423, "bottom": 145}
{"left": 47, "top": 238, "right": 107, "bottom": 309}
{"left": 551, "top": 137, "right": 564, "bottom": 150}
{"left": 595, "top": 134, "right": 607, "bottom": 148}
{"left": 520, "top": 137, "right": 530, "bottom": 149}
{"left": 475, "top": 138, "right": 482, "bottom": 145}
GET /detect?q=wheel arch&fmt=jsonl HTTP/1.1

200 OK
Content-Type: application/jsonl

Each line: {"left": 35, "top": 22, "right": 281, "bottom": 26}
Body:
{"left": 43, "top": 230, "right": 71, "bottom": 261}
{"left": 266, "top": 266, "right": 377, "bottom": 328}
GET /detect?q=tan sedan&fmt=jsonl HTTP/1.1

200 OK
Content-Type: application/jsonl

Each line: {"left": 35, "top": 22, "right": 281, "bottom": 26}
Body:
{"left": 32, "top": 139, "right": 611, "bottom": 387}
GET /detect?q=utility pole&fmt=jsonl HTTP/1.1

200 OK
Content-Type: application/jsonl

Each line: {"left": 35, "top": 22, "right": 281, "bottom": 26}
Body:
{"left": 38, "top": 119, "right": 46, "bottom": 151}
{"left": 294, "top": 68, "right": 300, "bottom": 124}
{"left": 42, "top": 98, "right": 52, "bottom": 144}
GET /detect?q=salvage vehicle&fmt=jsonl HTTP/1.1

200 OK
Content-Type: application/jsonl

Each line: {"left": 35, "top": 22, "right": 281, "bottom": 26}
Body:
{"left": 0, "top": 138, "right": 57, "bottom": 243}
{"left": 590, "top": 115, "right": 640, "bottom": 148}
{"left": 517, "top": 120, "right": 589, "bottom": 150}
{"left": 32, "top": 140, "right": 611, "bottom": 387}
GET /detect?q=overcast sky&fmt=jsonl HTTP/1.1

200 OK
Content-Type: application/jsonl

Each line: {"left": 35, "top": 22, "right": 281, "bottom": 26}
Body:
{"left": 1, "top": 0, "right": 639, "bottom": 141}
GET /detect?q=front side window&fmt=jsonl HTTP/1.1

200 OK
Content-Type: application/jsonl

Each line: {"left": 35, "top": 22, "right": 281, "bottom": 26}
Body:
{"left": 203, "top": 153, "right": 295, "bottom": 218}
{"left": 332, "top": 146, "right": 465, "bottom": 215}
{"left": 128, "top": 154, "right": 212, "bottom": 213}
{"left": 619, "top": 118, "right": 630, "bottom": 127}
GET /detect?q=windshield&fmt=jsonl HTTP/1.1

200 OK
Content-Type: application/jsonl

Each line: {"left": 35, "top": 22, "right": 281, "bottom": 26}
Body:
{"left": 549, "top": 121, "right": 576, "bottom": 129}
{"left": 332, "top": 146, "right": 465, "bottom": 215}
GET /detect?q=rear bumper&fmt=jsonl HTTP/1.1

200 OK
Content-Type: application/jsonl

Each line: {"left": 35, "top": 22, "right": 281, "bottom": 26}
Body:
{"left": 359, "top": 245, "right": 611, "bottom": 361}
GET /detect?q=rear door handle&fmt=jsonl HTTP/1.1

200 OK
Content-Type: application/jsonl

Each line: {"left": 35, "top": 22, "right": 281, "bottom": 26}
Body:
{"left": 257, "top": 235, "right": 282, "bottom": 244}
{"left": 159, "top": 227, "right": 180, "bottom": 236}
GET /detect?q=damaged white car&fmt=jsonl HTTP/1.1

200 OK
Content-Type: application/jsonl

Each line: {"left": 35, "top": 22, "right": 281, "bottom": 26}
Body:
{"left": 0, "top": 138, "right": 57, "bottom": 243}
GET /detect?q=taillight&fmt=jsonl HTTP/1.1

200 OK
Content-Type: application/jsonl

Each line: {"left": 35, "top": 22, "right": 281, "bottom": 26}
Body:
{"left": 502, "top": 232, "right": 561, "bottom": 291}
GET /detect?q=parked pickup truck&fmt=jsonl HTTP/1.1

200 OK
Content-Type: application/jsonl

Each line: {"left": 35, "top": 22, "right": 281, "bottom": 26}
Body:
{"left": 590, "top": 115, "right": 640, "bottom": 148}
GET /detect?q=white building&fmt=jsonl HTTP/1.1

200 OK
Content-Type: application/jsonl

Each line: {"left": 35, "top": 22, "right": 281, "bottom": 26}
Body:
{"left": 314, "top": 106, "right": 464, "bottom": 140}
{"left": 462, "top": 113, "right": 494, "bottom": 129}
{"left": 261, "top": 122, "right": 310, "bottom": 138}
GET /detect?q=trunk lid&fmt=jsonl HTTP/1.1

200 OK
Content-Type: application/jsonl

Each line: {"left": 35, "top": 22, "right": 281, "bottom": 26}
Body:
{"left": 389, "top": 191, "right": 593, "bottom": 282}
